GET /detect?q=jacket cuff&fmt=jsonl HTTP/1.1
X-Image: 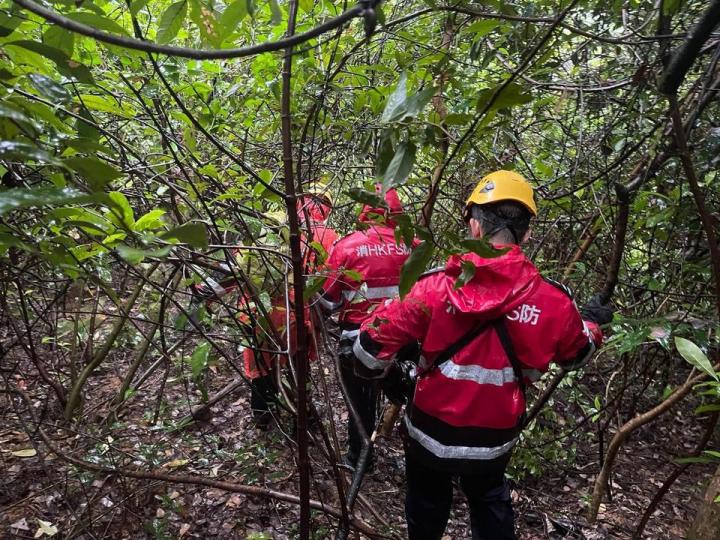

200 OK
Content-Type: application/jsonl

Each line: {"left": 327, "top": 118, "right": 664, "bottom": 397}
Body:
{"left": 560, "top": 337, "right": 596, "bottom": 372}
{"left": 317, "top": 289, "right": 343, "bottom": 312}
{"left": 353, "top": 332, "right": 388, "bottom": 376}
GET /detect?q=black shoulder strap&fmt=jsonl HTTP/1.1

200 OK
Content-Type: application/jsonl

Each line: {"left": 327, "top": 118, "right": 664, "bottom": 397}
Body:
{"left": 493, "top": 319, "right": 526, "bottom": 397}
{"left": 430, "top": 317, "right": 527, "bottom": 400}
{"left": 432, "top": 319, "right": 495, "bottom": 368}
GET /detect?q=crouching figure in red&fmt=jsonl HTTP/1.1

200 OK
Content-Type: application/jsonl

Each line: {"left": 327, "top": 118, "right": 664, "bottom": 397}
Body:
{"left": 243, "top": 189, "right": 338, "bottom": 428}
{"left": 353, "top": 171, "right": 613, "bottom": 539}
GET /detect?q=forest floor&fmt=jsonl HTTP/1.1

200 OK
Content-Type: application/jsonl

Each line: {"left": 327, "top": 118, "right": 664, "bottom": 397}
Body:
{"left": 1, "top": 342, "right": 715, "bottom": 539}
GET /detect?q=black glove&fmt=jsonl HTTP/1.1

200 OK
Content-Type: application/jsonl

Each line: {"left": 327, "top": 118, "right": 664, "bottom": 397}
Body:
{"left": 381, "top": 361, "right": 416, "bottom": 404}
{"left": 580, "top": 293, "right": 614, "bottom": 325}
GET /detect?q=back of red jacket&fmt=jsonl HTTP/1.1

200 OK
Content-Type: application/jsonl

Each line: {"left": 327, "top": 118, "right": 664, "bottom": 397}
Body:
{"left": 354, "top": 246, "right": 602, "bottom": 470}
{"left": 318, "top": 224, "right": 414, "bottom": 329}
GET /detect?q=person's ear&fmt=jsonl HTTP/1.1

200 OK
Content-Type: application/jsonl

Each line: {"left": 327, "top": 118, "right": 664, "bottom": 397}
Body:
{"left": 521, "top": 227, "right": 532, "bottom": 244}
{"left": 469, "top": 218, "right": 483, "bottom": 239}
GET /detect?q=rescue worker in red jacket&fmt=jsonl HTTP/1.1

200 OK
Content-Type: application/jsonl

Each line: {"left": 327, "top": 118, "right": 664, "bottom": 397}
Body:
{"left": 353, "top": 171, "right": 614, "bottom": 539}
{"left": 244, "top": 190, "right": 338, "bottom": 428}
{"left": 317, "top": 186, "right": 416, "bottom": 468}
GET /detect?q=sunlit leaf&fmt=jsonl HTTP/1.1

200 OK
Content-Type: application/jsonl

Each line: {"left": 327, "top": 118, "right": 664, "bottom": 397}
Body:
{"left": 381, "top": 72, "right": 408, "bottom": 123}
{"left": 27, "top": 73, "right": 72, "bottom": 104}
{"left": 0, "top": 141, "right": 62, "bottom": 165}
{"left": 157, "top": 0, "right": 188, "bottom": 44}
{"left": 675, "top": 337, "right": 718, "bottom": 381}
{"left": 189, "top": 341, "right": 210, "bottom": 378}
{"left": 382, "top": 141, "right": 416, "bottom": 187}
{"left": 6, "top": 40, "right": 94, "bottom": 84}
{"left": 399, "top": 241, "right": 434, "bottom": 298}
{"left": 64, "top": 157, "right": 123, "bottom": 190}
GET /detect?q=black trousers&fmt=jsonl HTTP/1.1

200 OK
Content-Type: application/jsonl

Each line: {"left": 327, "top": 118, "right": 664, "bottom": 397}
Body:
{"left": 250, "top": 374, "right": 278, "bottom": 414}
{"left": 405, "top": 449, "right": 515, "bottom": 540}
{"left": 339, "top": 344, "right": 378, "bottom": 461}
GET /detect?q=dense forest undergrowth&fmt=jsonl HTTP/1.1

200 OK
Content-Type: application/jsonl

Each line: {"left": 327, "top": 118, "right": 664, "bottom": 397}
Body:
{"left": 2, "top": 0, "right": 720, "bottom": 538}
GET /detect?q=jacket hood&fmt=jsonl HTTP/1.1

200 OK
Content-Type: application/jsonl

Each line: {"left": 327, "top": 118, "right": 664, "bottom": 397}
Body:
{"left": 443, "top": 245, "right": 541, "bottom": 317}
{"left": 297, "top": 196, "right": 331, "bottom": 223}
{"left": 359, "top": 188, "right": 404, "bottom": 226}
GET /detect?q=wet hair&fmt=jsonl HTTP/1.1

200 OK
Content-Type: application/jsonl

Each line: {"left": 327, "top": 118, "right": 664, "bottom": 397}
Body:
{"left": 469, "top": 201, "right": 532, "bottom": 244}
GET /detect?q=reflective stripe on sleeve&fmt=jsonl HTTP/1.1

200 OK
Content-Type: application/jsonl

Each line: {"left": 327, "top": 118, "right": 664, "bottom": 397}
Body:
{"left": 352, "top": 337, "right": 386, "bottom": 371}
{"left": 317, "top": 294, "right": 343, "bottom": 312}
{"left": 404, "top": 416, "right": 518, "bottom": 460}
{"left": 340, "top": 328, "right": 360, "bottom": 340}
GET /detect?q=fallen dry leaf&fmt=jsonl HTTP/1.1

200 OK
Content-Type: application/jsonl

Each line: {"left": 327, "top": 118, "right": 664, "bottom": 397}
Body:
{"left": 34, "top": 519, "right": 58, "bottom": 538}
{"left": 12, "top": 448, "right": 37, "bottom": 457}
{"left": 164, "top": 459, "right": 189, "bottom": 469}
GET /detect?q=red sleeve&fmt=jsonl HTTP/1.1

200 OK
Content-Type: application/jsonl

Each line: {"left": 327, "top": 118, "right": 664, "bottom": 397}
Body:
{"left": 555, "top": 299, "right": 604, "bottom": 371}
{"left": 353, "top": 275, "right": 435, "bottom": 376}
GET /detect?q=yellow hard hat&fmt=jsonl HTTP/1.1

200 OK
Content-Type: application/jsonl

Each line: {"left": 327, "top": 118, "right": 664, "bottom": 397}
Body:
{"left": 465, "top": 170, "right": 537, "bottom": 217}
{"left": 303, "top": 185, "right": 332, "bottom": 207}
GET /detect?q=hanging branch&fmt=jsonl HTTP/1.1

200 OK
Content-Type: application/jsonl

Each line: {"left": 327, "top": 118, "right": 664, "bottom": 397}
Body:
{"left": 12, "top": 0, "right": 366, "bottom": 60}
{"left": 657, "top": 0, "right": 720, "bottom": 95}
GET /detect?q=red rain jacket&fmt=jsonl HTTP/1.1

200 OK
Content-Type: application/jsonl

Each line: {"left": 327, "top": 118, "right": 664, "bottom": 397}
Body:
{"left": 242, "top": 197, "right": 336, "bottom": 379}
{"left": 297, "top": 195, "right": 338, "bottom": 268}
{"left": 318, "top": 189, "right": 416, "bottom": 335}
{"left": 354, "top": 245, "right": 602, "bottom": 470}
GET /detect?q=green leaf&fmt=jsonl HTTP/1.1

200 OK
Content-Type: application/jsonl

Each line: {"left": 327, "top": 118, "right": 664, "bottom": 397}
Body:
{"left": 476, "top": 82, "right": 532, "bottom": 112}
{"left": 134, "top": 209, "right": 167, "bottom": 231}
{"left": 343, "top": 269, "right": 363, "bottom": 282}
{"left": 466, "top": 19, "right": 501, "bottom": 37}
{"left": 347, "top": 187, "right": 385, "bottom": 209}
{"left": 269, "top": 0, "right": 282, "bottom": 25}
{"left": 453, "top": 260, "right": 476, "bottom": 290}
{"left": 64, "top": 157, "right": 123, "bottom": 191}
{"left": 160, "top": 222, "right": 208, "bottom": 248}
{"left": 76, "top": 94, "right": 135, "bottom": 118}
{"left": 190, "top": 341, "right": 211, "bottom": 378}
{"left": 0, "top": 141, "right": 62, "bottom": 166}
{"left": 0, "top": 103, "right": 35, "bottom": 129}
{"left": 404, "top": 86, "right": 435, "bottom": 120}
{"left": 0, "top": 187, "right": 106, "bottom": 217}
{"left": 399, "top": 241, "right": 434, "bottom": 298}
{"left": 106, "top": 191, "right": 135, "bottom": 228}
{"left": 0, "top": 8, "right": 22, "bottom": 38}
{"left": 27, "top": 74, "right": 72, "bottom": 104}
{"left": 43, "top": 26, "right": 75, "bottom": 57}
{"left": 66, "top": 11, "right": 129, "bottom": 36}
{"left": 675, "top": 337, "right": 718, "bottom": 381}
{"left": 375, "top": 134, "right": 394, "bottom": 178}
{"left": 116, "top": 244, "right": 171, "bottom": 264}
{"left": 381, "top": 72, "right": 408, "bottom": 123}
{"left": 458, "top": 239, "right": 508, "bottom": 258}
{"left": 308, "top": 240, "right": 328, "bottom": 265}
{"left": 157, "top": 0, "right": 188, "bottom": 44}
{"left": 304, "top": 275, "right": 328, "bottom": 300}
{"left": 130, "top": 0, "right": 151, "bottom": 15}
{"left": 220, "top": 0, "right": 248, "bottom": 35}
{"left": 189, "top": 0, "right": 221, "bottom": 46}
{"left": 6, "top": 40, "right": 94, "bottom": 84}
{"left": 382, "top": 141, "right": 416, "bottom": 188}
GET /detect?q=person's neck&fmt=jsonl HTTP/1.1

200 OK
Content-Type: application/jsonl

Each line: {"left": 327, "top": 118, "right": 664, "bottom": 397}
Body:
{"left": 486, "top": 233, "right": 516, "bottom": 245}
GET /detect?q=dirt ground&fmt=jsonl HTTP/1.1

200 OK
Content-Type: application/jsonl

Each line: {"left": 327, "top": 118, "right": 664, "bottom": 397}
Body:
{"left": 1, "top": 348, "right": 715, "bottom": 539}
